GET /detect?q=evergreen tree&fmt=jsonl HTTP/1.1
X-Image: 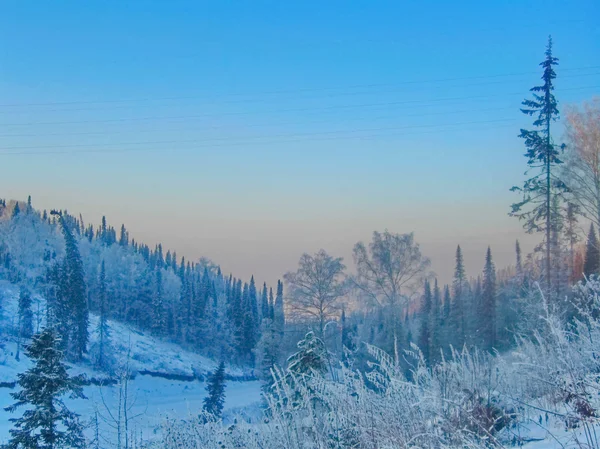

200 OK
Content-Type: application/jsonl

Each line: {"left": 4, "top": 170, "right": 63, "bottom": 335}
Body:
{"left": 516, "top": 240, "right": 523, "bottom": 278}
{"left": 274, "top": 280, "right": 285, "bottom": 338}
{"left": 152, "top": 266, "right": 165, "bottom": 336}
{"left": 255, "top": 318, "right": 279, "bottom": 383}
{"left": 340, "top": 306, "right": 356, "bottom": 355}
{"left": 11, "top": 202, "right": 20, "bottom": 218}
{"left": 203, "top": 361, "right": 226, "bottom": 419}
{"left": 584, "top": 223, "right": 600, "bottom": 278}
{"left": 3, "top": 328, "right": 86, "bottom": 449}
{"left": 261, "top": 282, "right": 269, "bottom": 319}
{"left": 429, "top": 279, "right": 441, "bottom": 364}
{"left": 450, "top": 245, "right": 467, "bottom": 348}
{"left": 118, "top": 224, "right": 128, "bottom": 246}
{"left": 240, "top": 282, "right": 257, "bottom": 363}
{"left": 510, "top": 36, "right": 566, "bottom": 292}
{"left": 18, "top": 286, "right": 34, "bottom": 339}
{"left": 286, "top": 331, "right": 327, "bottom": 377}
{"left": 481, "top": 247, "right": 497, "bottom": 351}
{"left": 16, "top": 286, "right": 34, "bottom": 361}
{"left": 95, "top": 260, "right": 110, "bottom": 369}
{"left": 53, "top": 211, "right": 88, "bottom": 361}
{"left": 417, "top": 280, "right": 432, "bottom": 363}
{"left": 249, "top": 275, "right": 259, "bottom": 326}
{"left": 268, "top": 287, "right": 275, "bottom": 320}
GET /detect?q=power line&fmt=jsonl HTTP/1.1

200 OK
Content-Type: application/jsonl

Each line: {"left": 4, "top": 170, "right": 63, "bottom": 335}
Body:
{"left": 0, "top": 105, "right": 516, "bottom": 138}
{"left": 1, "top": 66, "right": 598, "bottom": 109}
{"left": 0, "top": 118, "right": 516, "bottom": 155}
{"left": 1, "top": 71, "right": 599, "bottom": 114}
{"left": 2, "top": 85, "right": 597, "bottom": 127}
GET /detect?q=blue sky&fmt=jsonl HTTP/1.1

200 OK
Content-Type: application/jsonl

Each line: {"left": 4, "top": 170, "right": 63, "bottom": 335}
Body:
{"left": 1, "top": 0, "right": 599, "bottom": 285}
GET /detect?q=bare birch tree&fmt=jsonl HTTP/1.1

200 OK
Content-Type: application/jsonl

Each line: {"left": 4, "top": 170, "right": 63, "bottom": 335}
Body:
{"left": 561, "top": 98, "right": 600, "bottom": 227}
{"left": 284, "top": 249, "right": 347, "bottom": 338}
{"left": 352, "top": 230, "right": 431, "bottom": 364}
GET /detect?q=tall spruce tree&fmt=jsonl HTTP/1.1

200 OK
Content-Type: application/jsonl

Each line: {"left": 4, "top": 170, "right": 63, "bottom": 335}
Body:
{"left": 3, "top": 328, "right": 86, "bottom": 449}
{"left": 510, "top": 36, "right": 566, "bottom": 292}
{"left": 584, "top": 223, "right": 600, "bottom": 278}
{"left": 274, "top": 280, "right": 285, "bottom": 338}
{"left": 15, "top": 286, "right": 34, "bottom": 361}
{"left": 516, "top": 240, "right": 523, "bottom": 278}
{"left": 481, "top": 247, "right": 497, "bottom": 352}
{"left": 261, "top": 282, "right": 269, "bottom": 319}
{"left": 53, "top": 210, "right": 88, "bottom": 361}
{"left": 95, "top": 260, "right": 110, "bottom": 369}
{"left": 429, "top": 279, "right": 441, "bottom": 364}
{"left": 152, "top": 266, "right": 165, "bottom": 336}
{"left": 417, "top": 280, "right": 432, "bottom": 363}
{"left": 203, "top": 361, "right": 226, "bottom": 419}
{"left": 450, "top": 245, "right": 467, "bottom": 348}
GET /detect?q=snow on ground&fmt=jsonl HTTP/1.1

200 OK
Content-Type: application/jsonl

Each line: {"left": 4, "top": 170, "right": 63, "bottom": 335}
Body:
{"left": 0, "top": 280, "right": 247, "bottom": 382}
{"left": 0, "top": 280, "right": 262, "bottom": 445}
{"left": 0, "top": 375, "right": 262, "bottom": 445}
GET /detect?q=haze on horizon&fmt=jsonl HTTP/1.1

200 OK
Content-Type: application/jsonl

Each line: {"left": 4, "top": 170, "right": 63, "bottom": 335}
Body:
{"left": 1, "top": 0, "right": 599, "bottom": 286}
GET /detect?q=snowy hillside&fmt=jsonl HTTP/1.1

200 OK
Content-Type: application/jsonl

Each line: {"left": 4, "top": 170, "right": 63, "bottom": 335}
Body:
{"left": 0, "top": 280, "right": 262, "bottom": 445}
{"left": 0, "top": 280, "right": 249, "bottom": 382}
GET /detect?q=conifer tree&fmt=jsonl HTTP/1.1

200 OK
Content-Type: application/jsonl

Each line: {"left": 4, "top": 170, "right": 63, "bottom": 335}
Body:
{"left": 3, "top": 328, "right": 86, "bottom": 449}
{"left": 274, "top": 280, "right": 285, "bottom": 337}
{"left": 516, "top": 240, "right": 523, "bottom": 278}
{"left": 340, "top": 306, "right": 355, "bottom": 356}
{"left": 443, "top": 285, "right": 451, "bottom": 322}
{"left": 203, "top": 361, "right": 226, "bottom": 419}
{"left": 510, "top": 36, "right": 566, "bottom": 292}
{"left": 429, "top": 279, "right": 441, "bottom": 364}
{"left": 268, "top": 287, "right": 275, "bottom": 320}
{"left": 52, "top": 210, "right": 88, "bottom": 361}
{"left": 152, "top": 266, "right": 165, "bottom": 336}
{"left": 481, "top": 247, "right": 497, "bottom": 351}
{"left": 261, "top": 282, "right": 269, "bottom": 319}
{"left": 249, "top": 275, "right": 259, "bottom": 325}
{"left": 286, "top": 331, "right": 327, "bottom": 377}
{"left": 417, "top": 280, "right": 432, "bottom": 363}
{"left": 11, "top": 202, "right": 20, "bottom": 218}
{"left": 95, "top": 260, "right": 110, "bottom": 369}
{"left": 118, "top": 224, "right": 128, "bottom": 246}
{"left": 584, "top": 223, "right": 600, "bottom": 278}
{"left": 15, "top": 286, "right": 34, "bottom": 361}
{"left": 255, "top": 318, "right": 279, "bottom": 383}
{"left": 450, "top": 245, "right": 467, "bottom": 348}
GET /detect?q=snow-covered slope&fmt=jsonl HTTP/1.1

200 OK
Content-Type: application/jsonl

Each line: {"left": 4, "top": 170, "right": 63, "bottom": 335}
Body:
{"left": 0, "top": 280, "right": 248, "bottom": 383}
{"left": 0, "top": 280, "right": 262, "bottom": 446}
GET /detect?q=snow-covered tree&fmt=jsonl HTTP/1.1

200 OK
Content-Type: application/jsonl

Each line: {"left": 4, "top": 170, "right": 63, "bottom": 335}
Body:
{"left": 203, "top": 361, "right": 226, "bottom": 419}
{"left": 286, "top": 331, "right": 327, "bottom": 377}
{"left": 52, "top": 210, "right": 88, "bottom": 361}
{"left": 3, "top": 327, "right": 86, "bottom": 449}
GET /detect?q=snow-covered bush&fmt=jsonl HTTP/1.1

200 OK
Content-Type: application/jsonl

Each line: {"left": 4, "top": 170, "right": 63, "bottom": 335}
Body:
{"left": 156, "top": 279, "right": 600, "bottom": 449}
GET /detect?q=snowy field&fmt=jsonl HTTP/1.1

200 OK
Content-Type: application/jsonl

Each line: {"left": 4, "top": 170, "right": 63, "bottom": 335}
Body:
{"left": 0, "top": 375, "right": 262, "bottom": 445}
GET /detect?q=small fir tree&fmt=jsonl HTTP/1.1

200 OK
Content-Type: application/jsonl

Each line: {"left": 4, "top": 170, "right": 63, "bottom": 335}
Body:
{"left": 3, "top": 328, "right": 86, "bottom": 449}
{"left": 203, "top": 361, "right": 226, "bottom": 418}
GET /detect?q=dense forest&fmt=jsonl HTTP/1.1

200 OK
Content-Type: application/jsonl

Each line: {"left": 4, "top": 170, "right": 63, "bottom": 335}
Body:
{"left": 1, "top": 38, "right": 600, "bottom": 449}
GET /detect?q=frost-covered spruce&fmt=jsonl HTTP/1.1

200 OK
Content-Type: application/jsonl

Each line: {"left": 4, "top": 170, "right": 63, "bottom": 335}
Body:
{"left": 203, "top": 361, "right": 226, "bottom": 419}
{"left": 2, "top": 327, "right": 86, "bottom": 449}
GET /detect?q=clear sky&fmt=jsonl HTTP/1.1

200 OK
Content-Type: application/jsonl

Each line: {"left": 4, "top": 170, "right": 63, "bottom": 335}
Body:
{"left": 1, "top": 0, "right": 599, "bottom": 287}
